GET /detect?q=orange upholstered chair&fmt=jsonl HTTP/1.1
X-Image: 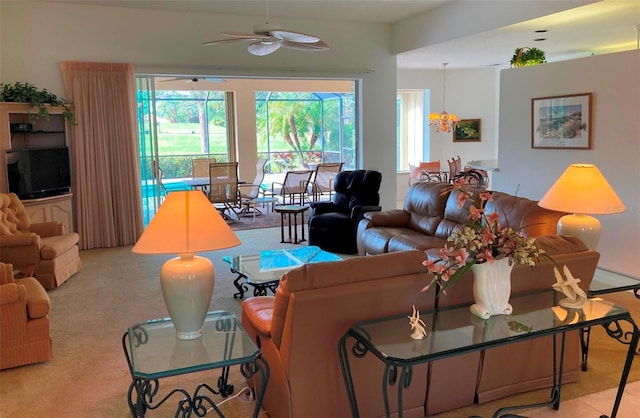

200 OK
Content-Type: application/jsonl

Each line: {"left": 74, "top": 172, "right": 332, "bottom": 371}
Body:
{"left": 0, "top": 262, "right": 52, "bottom": 369}
{"left": 0, "top": 193, "right": 81, "bottom": 289}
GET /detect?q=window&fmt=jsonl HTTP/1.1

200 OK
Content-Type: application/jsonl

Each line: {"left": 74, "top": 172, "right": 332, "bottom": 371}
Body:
{"left": 396, "top": 90, "right": 428, "bottom": 171}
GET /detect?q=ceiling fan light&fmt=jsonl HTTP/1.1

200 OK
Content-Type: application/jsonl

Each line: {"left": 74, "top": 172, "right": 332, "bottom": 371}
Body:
{"left": 247, "top": 41, "right": 281, "bottom": 56}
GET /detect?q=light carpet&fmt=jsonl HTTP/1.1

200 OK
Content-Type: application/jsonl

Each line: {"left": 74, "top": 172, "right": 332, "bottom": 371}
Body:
{"left": 0, "top": 228, "right": 639, "bottom": 417}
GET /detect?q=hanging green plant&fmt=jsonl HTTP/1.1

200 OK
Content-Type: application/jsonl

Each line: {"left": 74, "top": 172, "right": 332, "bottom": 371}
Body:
{"left": 0, "top": 82, "right": 76, "bottom": 124}
{"left": 509, "top": 47, "right": 547, "bottom": 68}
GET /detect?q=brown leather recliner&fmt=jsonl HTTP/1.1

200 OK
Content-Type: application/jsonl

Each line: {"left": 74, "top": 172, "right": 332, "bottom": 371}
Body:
{"left": 0, "top": 193, "right": 82, "bottom": 289}
{"left": 0, "top": 262, "right": 52, "bottom": 369}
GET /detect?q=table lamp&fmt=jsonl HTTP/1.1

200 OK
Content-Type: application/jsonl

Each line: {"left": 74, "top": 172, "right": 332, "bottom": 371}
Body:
{"left": 538, "top": 164, "right": 626, "bottom": 250}
{"left": 132, "top": 191, "right": 241, "bottom": 339}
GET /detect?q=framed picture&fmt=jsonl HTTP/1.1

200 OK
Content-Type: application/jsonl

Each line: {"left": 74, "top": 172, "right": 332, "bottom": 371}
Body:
{"left": 531, "top": 93, "right": 592, "bottom": 149}
{"left": 453, "top": 119, "right": 481, "bottom": 142}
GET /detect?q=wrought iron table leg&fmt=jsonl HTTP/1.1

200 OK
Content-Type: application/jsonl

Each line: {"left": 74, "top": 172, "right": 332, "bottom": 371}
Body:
{"left": 232, "top": 272, "right": 248, "bottom": 299}
{"left": 600, "top": 317, "right": 639, "bottom": 418}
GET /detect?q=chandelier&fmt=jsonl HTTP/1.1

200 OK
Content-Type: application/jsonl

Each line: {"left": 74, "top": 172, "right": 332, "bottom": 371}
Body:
{"left": 429, "top": 63, "right": 458, "bottom": 133}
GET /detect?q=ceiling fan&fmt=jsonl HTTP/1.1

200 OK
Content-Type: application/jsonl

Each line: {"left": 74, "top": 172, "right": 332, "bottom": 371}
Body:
{"left": 202, "top": 0, "right": 329, "bottom": 56}
{"left": 159, "top": 77, "right": 225, "bottom": 83}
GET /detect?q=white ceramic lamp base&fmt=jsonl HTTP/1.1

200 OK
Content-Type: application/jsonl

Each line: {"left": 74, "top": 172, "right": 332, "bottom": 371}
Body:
{"left": 160, "top": 254, "right": 214, "bottom": 340}
{"left": 557, "top": 214, "right": 601, "bottom": 250}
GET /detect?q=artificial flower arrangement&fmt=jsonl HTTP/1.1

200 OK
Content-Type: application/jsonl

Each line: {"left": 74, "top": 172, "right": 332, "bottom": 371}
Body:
{"left": 421, "top": 180, "right": 546, "bottom": 296}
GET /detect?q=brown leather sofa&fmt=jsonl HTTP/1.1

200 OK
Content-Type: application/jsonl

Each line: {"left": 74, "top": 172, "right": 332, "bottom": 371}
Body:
{"left": 241, "top": 241, "right": 599, "bottom": 417}
{"left": 0, "top": 193, "right": 82, "bottom": 289}
{"left": 357, "top": 182, "right": 567, "bottom": 257}
{"left": 0, "top": 262, "right": 52, "bottom": 370}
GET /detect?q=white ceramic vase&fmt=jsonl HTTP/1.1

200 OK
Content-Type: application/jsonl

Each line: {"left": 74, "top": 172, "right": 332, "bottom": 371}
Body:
{"left": 470, "top": 257, "right": 514, "bottom": 319}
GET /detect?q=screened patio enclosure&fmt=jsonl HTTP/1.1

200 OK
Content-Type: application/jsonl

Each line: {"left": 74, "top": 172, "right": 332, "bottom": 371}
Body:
{"left": 256, "top": 91, "right": 356, "bottom": 174}
{"left": 137, "top": 76, "right": 358, "bottom": 224}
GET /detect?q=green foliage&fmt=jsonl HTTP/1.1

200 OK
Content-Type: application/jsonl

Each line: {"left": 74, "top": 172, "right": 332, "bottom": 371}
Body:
{"left": 509, "top": 47, "right": 547, "bottom": 68}
{"left": 0, "top": 82, "right": 76, "bottom": 124}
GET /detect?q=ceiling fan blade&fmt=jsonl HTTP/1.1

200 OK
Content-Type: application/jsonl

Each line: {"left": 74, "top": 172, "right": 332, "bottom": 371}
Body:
{"left": 220, "top": 31, "right": 271, "bottom": 40}
{"left": 270, "top": 29, "right": 319, "bottom": 43}
{"left": 202, "top": 38, "right": 248, "bottom": 46}
{"left": 281, "top": 40, "right": 330, "bottom": 51}
{"left": 247, "top": 41, "right": 281, "bottom": 56}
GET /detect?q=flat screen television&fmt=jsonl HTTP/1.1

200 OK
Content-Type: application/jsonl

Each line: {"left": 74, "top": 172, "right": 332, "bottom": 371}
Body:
{"left": 5, "top": 147, "right": 71, "bottom": 199}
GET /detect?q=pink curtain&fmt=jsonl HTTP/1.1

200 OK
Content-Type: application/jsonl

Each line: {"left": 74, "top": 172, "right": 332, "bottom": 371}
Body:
{"left": 60, "top": 62, "right": 143, "bottom": 249}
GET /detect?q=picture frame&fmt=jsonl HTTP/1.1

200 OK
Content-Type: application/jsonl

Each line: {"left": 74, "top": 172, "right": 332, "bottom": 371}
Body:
{"left": 453, "top": 119, "right": 481, "bottom": 142}
{"left": 531, "top": 93, "right": 592, "bottom": 149}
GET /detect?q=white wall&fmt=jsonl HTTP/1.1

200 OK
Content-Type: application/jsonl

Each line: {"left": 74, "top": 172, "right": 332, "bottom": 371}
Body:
{"left": 0, "top": 2, "right": 398, "bottom": 209}
{"left": 496, "top": 50, "right": 640, "bottom": 277}
{"left": 398, "top": 68, "right": 499, "bottom": 169}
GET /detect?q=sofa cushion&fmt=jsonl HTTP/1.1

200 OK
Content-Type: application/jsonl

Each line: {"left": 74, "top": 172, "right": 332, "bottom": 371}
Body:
{"left": 485, "top": 191, "right": 564, "bottom": 237}
{"left": 3, "top": 193, "right": 31, "bottom": 233}
{"left": 402, "top": 182, "right": 450, "bottom": 235}
{"left": 388, "top": 233, "right": 447, "bottom": 252}
{"left": 358, "top": 226, "right": 412, "bottom": 254}
{"left": 40, "top": 233, "right": 80, "bottom": 260}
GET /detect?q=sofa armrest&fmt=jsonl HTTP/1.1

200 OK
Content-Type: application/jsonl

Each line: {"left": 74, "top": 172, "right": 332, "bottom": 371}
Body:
{"left": 0, "top": 234, "right": 42, "bottom": 267}
{"left": 309, "top": 201, "right": 343, "bottom": 216}
{"left": 15, "top": 277, "right": 50, "bottom": 318}
{"left": 351, "top": 205, "right": 382, "bottom": 219}
{"left": 30, "top": 222, "right": 64, "bottom": 237}
{"left": 0, "top": 282, "right": 24, "bottom": 305}
{"left": 363, "top": 209, "right": 411, "bottom": 227}
{"left": 242, "top": 296, "right": 274, "bottom": 338}
{"left": 0, "top": 233, "right": 40, "bottom": 247}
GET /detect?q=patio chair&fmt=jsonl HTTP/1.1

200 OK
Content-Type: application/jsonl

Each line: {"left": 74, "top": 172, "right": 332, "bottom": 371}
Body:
{"left": 192, "top": 157, "right": 217, "bottom": 178}
{"left": 238, "top": 158, "right": 270, "bottom": 216}
{"left": 152, "top": 160, "right": 168, "bottom": 201}
{"left": 309, "top": 162, "right": 343, "bottom": 201}
{"left": 270, "top": 170, "right": 314, "bottom": 205}
{"left": 208, "top": 162, "right": 240, "bottom": 220}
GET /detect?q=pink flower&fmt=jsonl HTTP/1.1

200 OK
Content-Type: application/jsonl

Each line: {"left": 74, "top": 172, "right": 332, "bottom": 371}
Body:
{"left": 456, "top": 191, "right": 468, "bottom": 208}
{"left": 480, "top": 192, "right": 493, "bottom": 202}
{"left": 469, "top": 205, "right": 483, "bottom": 221}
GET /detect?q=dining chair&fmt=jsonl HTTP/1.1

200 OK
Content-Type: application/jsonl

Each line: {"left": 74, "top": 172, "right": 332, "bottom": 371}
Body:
{"left": 419, "top": 161, "right": 444, "bottom": 182}
{"left": 447, "top": 155, "right": 463, "bottom": 183}
{"left": 208, "top": 162, "right": 240, "bottom": 220}
{"left": 309, "top": 162, "right": 343, "bottom": 201}
{"left": 271, "top": 170, "right": 314, "bottom": 205}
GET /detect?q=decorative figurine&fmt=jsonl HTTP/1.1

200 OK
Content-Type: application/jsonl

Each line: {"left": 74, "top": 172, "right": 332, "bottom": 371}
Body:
{"left": 408, "top": 305, "right": 428, "bottom": 339}
{"left": 552, "top": 265, "right": 588, "bottom": 309}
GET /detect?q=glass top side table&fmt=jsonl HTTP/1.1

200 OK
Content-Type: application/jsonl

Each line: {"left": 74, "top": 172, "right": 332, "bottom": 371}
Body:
{"left": 122, "top": 310, "right": 269, "bottom": 417}
{"left": 338, "top": 290, "right": 638, "bottom": 418}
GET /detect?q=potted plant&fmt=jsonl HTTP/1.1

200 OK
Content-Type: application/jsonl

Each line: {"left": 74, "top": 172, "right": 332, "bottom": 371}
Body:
{"left": 509, "top": 47, "right": 547, "bottom": 68}
{"left": 0, "top": 82, "right": 76, "bottom": 124}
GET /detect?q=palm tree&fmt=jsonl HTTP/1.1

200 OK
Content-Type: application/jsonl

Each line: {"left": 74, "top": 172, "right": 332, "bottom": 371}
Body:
{"left": 259, "top": 94, "right": 322, "bottom": 167}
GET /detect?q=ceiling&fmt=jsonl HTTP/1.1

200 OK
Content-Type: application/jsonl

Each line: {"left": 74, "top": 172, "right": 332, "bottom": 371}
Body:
{"left": 48, "top": 0, "right": 640, "bottom": 69}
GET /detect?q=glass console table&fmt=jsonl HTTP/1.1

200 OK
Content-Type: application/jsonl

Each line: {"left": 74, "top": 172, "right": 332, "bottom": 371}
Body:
{"left": 338, "top": 290, "right": 638, "bottom": 418}
{"left": 122, "top": 311, "right": 269, "bottom": 417}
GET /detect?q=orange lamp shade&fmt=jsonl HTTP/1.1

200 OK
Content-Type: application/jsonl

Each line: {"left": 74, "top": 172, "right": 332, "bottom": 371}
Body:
{"left": 132, "top": 190, "right": 241, "bottom": 254}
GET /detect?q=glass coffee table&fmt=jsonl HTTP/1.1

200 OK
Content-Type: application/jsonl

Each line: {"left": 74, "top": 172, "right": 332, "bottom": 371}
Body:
{"left": 223, "top": 246, "right": 342, "bottom": 298}
{"left": 122, "top": 311, "right": 269, "bottom": 417}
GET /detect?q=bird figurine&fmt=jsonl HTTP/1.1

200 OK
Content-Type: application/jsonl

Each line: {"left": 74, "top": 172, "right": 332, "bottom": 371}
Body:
{"left": 552, "top": 265, "right": 588, "bottom": 309}
{"left": 408, "top": 305, "right": 428, "bottom": 339}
